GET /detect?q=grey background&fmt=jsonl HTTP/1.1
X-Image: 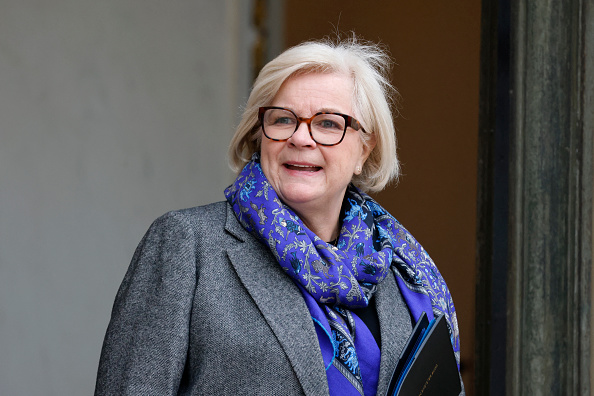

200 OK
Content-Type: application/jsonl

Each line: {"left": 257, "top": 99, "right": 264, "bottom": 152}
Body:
{"left": 0, "top": 1, "right": 255, "bottom": 394}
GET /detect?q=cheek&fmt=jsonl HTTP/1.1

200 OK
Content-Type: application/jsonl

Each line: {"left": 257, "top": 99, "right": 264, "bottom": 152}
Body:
{"left": 260, "top": 139, "right": 273, "bottom": 162}
{"left": 343, "top": 143, "right": 365, "bottom": 170}
{"left": 260, "top": 141, "right": 281, "bottom": 179}
{"left": 328, "top": 151, "right": 359, "bottom": 180}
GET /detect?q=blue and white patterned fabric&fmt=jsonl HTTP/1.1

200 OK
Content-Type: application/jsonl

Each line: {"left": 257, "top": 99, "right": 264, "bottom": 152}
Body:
{"left": 225, "top": 154, "right": 460, "bottom": 395}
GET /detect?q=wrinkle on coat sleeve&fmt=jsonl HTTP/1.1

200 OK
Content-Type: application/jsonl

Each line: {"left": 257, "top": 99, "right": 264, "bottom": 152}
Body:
{"left": 95, "top": 211, "right": 197, "bottom": 396}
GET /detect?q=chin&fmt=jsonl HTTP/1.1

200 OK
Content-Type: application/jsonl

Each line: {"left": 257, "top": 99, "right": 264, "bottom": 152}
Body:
{"left": 278, "top": 185, "right": 323, "bottom": 206}
{"left": 282, "top": 191, "right": 319, "bottom": 206}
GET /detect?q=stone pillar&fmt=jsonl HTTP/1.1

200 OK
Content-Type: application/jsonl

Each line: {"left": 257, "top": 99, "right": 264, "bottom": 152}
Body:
{"left": 507, "top": 0, "right": 593, "bottom": 394}
{"left": 476, "top": 0, "right": 593, "bottom": 394}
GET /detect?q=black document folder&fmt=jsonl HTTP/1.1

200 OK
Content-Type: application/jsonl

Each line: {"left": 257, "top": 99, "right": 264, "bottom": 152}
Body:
{"left": 385, "top": 312, "right": 461, "bottom": 396}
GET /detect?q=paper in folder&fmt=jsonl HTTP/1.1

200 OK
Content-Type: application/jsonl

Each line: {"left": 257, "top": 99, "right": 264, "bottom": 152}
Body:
{"left": 385, "top": 312, "right": 461, "bottom": 396}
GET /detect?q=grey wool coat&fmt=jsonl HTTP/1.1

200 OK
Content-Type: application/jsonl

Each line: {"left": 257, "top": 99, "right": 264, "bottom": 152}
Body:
{"left": 95, "top": 201, "right": 417, "bottom": 396}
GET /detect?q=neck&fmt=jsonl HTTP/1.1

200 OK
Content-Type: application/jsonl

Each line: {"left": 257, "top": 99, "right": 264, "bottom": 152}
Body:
{"left": 294, "top": 206, "right": 341, "bottom": 243}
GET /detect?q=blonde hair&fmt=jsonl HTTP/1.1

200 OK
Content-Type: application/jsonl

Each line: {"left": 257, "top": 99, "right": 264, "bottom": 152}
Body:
{"left": 228, "top": 35, "right": 400, "bottom": 192}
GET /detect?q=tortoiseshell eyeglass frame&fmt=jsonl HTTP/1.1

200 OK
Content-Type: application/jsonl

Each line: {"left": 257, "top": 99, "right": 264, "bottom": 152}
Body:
{"left": 258, "top": 106, "right": 367, "bottom": 146}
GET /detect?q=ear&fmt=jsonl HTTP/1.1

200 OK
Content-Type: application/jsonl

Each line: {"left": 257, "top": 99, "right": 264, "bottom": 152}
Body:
{"left": 359, "top": 132, "right": 377, "bottom": 168}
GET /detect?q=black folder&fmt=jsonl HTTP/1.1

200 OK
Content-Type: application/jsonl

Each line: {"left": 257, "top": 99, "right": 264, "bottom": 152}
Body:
{"left": 385, "top": 312, "right": 461, "bottom": 396}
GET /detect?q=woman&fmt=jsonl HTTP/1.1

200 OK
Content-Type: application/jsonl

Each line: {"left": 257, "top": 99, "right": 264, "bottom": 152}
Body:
{"left": 95, "top": 37, "right": 463, "bottom": 395}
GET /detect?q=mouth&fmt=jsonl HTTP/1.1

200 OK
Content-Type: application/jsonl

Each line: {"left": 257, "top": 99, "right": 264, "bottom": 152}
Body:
{"left": 284, "top": 163, "right": 322, "bottom": 173}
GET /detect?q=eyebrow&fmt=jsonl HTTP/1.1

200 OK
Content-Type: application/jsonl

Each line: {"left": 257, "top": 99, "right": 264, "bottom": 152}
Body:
{"left": 317, "top": 107, "right": 343, "bottom": 114}
{"left": 278, "top": 106, "right": 346, "bottom": 115}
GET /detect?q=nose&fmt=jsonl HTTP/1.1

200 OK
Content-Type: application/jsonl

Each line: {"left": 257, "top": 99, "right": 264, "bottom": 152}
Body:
{"left": 287, "top": 121, "right": 316, "bottom": 147}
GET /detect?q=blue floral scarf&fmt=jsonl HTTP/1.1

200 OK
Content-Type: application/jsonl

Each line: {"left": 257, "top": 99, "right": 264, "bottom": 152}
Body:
{"left": 225, "top": 155, "right": 460, "bottom": 396}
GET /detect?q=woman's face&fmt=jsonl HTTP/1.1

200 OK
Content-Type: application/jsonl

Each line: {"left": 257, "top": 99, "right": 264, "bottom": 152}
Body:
{"left": 260, "top": 72, "right": 373, "bottom": 222}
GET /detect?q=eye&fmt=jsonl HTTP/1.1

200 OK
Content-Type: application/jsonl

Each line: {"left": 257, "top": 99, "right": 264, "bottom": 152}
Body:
{"left": 265, "top": 109, "right": 297, "bottom": 128}
{"left": 313, "top": 115, "right": 345, "bottom": 131}
{"left": 320, "top": 119, "right": 340, "bottom": 129}
{"left": 273, "top": 116, "right": 295, "bottom": 125}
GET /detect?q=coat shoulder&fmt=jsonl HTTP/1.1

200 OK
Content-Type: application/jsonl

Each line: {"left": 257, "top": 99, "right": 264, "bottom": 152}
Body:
{"left": 164, "top": 201, "right": 228, "bottom": 225}
{"left": 152, "top": 201, "right": 252, "bottom": 254}
{"left": 151, "top": 201, "right": 229, "bottom": 238}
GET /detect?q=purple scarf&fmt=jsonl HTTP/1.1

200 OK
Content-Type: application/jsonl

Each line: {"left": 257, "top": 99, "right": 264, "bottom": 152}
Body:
{"left": 225, "top": 155, "right": 460, "bottom": 395}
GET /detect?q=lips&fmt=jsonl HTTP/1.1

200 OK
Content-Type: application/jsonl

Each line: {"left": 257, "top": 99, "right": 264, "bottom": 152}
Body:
{"left": 284, "top": 163, "right": 322, "bottom": 172}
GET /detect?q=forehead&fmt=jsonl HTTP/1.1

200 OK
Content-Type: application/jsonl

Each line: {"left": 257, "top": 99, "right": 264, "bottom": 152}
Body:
{"left": 271, "top": 72, "right": 354, "bottom": 115}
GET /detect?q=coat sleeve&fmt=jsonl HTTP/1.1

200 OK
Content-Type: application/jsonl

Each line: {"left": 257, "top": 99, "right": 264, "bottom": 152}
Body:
{"left": 95, "top": 211, "right": 197, "bottom": 395}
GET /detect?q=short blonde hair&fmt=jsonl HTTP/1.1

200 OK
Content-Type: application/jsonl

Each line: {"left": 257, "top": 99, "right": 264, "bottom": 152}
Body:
{"left": 228, "top": 35, "right": 400, "bottom": 192}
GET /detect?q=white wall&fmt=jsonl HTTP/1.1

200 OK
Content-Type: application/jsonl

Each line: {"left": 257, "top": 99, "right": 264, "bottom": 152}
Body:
{"left": 0, "top": 1, "right": 253, "bottom": 394}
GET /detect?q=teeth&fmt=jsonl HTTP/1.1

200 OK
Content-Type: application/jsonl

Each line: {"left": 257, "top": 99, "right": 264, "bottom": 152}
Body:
{"left": 285, "top": 164, "right": 320, "bottom": 172}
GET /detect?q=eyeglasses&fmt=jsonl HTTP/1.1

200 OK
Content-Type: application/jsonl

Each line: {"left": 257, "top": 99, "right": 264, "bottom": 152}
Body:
{"left": 258, "top": 106, "right": 367, "bottom": 146}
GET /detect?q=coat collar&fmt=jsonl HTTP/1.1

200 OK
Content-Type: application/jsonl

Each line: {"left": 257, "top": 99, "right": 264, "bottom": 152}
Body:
{"left": 224, "top": 203, "right": 330, "bottom": 396}
{"left": 224, "top": 202, "right": 405, "bottom": 396}
{"left": 375, "top": 271, "right": 408, "bottom": 396}
{"left": 223, "top": 201, "right": 251, "bottom": 242}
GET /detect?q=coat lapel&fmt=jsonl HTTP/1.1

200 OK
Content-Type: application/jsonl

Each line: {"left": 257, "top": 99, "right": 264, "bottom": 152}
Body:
{"left": 224, "top": 204, "right": 330, "bottom": 396}
{"left": 375, "top": 271, "right": 408, "bottom": 396}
